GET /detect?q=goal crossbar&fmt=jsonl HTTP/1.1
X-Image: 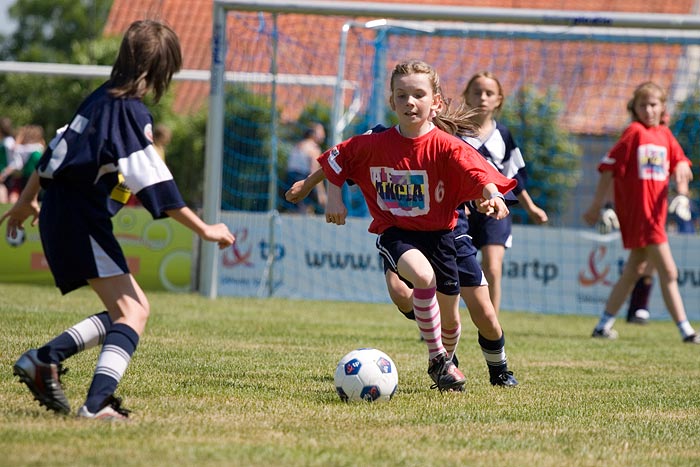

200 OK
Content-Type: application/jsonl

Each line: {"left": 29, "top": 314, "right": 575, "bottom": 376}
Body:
{"left": 201, "top": 0, "right": 700, "bottom": 298}
{"left": 216, "top": 0, "right": 700, "bottom": 30}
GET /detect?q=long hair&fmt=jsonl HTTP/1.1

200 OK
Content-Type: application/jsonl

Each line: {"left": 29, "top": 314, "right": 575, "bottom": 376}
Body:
{"left": 16, "top": 125, "right": 44, "bottom": 145}
{"left": 462, "top": 71, "right": 505, "bottom": 114}
{"left": 109, "top": 20, "right": 183, "bottom": 103}
{"left": 390, "top": 60, "right": 479, "bottom": 138}
{"left": 626, "top": 81, "right": 668, "bottom": 125}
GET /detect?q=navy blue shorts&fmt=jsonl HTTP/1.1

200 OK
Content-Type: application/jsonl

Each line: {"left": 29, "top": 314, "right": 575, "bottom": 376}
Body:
{"left": 382, "top": 209, "right": 485, "bottom": 289}
{"left": 377, "top": 227, "right": 459, "bottom": 295}
{"left": 40, "top": 185, "right": 129, "bottom": 294}
{"left": 454, "top": 208, "right": 486, "bottom": 287}
{"left": 466, "top": 204, "right": 513, "bottom": 249}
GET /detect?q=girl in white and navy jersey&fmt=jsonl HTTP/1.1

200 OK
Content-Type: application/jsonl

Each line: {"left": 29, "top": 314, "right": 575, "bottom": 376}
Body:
{"left": 461, "top": 72, "right": 549, "bottom": 316}
{"left": 2, "top": 20, "right": 235, "bottom": 420}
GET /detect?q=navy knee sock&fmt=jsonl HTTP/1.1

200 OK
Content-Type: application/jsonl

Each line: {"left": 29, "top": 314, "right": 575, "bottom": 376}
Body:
{"left": 37, "top": 311, "right": 112, "bottom": 364}
{"left": 84, "top": 323, "right": 139, "bottom": 412}
{"left": 479, "top": 332, "right": 508, "bottom": 377}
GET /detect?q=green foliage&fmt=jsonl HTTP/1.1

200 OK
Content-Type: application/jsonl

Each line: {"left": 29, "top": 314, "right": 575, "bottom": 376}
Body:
{"left": 500, "top": 86, "right": 582, "bottom": 224}
{"left": 296, "top": 101, "right": 331, "bottom": 139}
{"left": 4, "top": 0, "right": 112, "bottom": 61}
{"left": 670, "top": 92, "right": 700, "bottom": 198}
{"left": 163, "top": 105, "right": 209, "bottom": 208}
{"left": 218, "top": 87, "right": 337, "bottom": 212}
{"left": 0, "top": 1, "right": 118, "bottom": 136}
{"left": 0, "top": 0, "right": 207, "bottom": 206}
{"left": 222, "top": 84, "right": 275, "bottom": 211}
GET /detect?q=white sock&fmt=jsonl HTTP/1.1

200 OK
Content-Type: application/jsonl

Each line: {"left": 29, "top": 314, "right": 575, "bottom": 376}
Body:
{"left": 677, "top": 320, "right": 695, "bottom": 339}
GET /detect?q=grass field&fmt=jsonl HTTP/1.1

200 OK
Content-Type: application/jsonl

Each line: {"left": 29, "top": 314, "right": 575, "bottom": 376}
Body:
{"left": 1, "top": 283, "right": 699, "bottom": 467}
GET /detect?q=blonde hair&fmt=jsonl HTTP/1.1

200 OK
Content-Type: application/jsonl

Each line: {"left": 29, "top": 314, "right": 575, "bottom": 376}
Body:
{"left": 15, "top": 125, "right": 44, "bottom": 145}
{"left": 462, "top": 71, "right": 505, "bottom": 113}
{"left": 626, "top": 81, "right": 667, "bottom": 124}
{"left": 390, "top": 60, "right": 479, "bottom": 138}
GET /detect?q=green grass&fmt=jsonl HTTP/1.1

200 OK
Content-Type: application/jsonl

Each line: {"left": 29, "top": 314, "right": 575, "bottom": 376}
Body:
{"left": 1, "top": 284, "right": 699, "bottom": 467}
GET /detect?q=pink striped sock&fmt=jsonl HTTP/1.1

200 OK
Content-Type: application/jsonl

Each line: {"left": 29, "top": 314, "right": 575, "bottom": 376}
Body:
{"left": 442, "top": 324, "right": 461, "bottom": 360}
{"left": 413, "top": 287, "right": 444, "bottom": 360}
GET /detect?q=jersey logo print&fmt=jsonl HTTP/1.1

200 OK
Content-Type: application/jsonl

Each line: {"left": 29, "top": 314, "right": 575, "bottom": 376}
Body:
{"left": 328, "top": 147, "right": 342, "bottom": 174}
{"left": 637, "top": 144, "right": 668, "bottom": 181}
{"left": 370, "top": 167, "right": 429, "bottom": 216}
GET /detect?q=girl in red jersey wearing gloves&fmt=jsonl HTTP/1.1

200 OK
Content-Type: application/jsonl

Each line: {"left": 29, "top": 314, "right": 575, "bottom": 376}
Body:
{"left": 319, "top": 60, "right": 516, "bottom": 391}
{"left": 583, "top": 81, "right": 699, "bottom": 344}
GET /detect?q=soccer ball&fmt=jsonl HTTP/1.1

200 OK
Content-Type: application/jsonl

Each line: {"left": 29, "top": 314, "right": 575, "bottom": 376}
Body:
{"left": 6, "top": 227, "right": 26, "bottom": 247}
{"left": 334, "top": 348, "right": 398, "bottom": 402}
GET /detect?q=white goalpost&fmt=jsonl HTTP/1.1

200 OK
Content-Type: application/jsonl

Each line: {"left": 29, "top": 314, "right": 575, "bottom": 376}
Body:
{"left": 203, "top": 0, "right": 700, "bottom": 305}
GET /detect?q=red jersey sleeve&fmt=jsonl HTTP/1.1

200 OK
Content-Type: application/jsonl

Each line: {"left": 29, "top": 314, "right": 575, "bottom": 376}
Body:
{"left": 317, "top": 134, "right": 373, "bottom": 188}
{"left": 451, "top": 143, "right": 517, "bottom": 202}
{"left": 599, "top": 123, "right": 639, "bottom": 178}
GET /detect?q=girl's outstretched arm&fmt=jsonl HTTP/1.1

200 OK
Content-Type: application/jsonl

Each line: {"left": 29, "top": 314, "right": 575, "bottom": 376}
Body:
{"left": 517, "top": 189, "right": 548, "bottom": 224}
{"left": 0, "top": 171, "right": 41, "bottom": 238}
{"left": 582, "top": 171, "right": 613, "bottom": 226}
{"left": 324, "top": 183, "right": 347, "bottom": 225}
{"left": 285, "top": 168, "right": 326, "bottom": 204}
{"left": 165, "top": 206, "right": 235, "bottom": 249}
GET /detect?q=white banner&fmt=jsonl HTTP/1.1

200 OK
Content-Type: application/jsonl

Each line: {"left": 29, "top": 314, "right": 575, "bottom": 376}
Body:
{"left": 218, "top": 212, "right": 700, "bottom": 321}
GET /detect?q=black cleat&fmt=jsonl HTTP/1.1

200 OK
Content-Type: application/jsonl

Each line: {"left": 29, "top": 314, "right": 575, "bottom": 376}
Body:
{"left": 428, "top": 353, "right": 466, "bottom": 392}
{"left": 592, "top": 328, "right": 618, "bottom": 340}
{"left": 13, "top": 349, "right": 70, "bottom": 414}
{"left": 490, "top": 370, "right": 518, "bottom": 387}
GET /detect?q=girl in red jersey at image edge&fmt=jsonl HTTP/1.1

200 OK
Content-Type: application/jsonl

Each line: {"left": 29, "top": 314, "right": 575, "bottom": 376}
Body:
{"left": 583, "top": 81, "right": 699, "bottom": 344}
{"left": 319, "top": 59, "right": 516, "bottom": 392}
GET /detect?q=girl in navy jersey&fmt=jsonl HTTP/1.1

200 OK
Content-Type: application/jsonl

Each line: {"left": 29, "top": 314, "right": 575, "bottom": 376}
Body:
{"left": 583, "top": 82, "right": 698, "bottom": 343}
{"left": 1, "top": 20, "right": 235, "bottom": 419}
{"left": 319, "top": 60, "right": 516, "bottom": 392}
{"left": 461, "top": 72, "right": 548, "bottom": 317}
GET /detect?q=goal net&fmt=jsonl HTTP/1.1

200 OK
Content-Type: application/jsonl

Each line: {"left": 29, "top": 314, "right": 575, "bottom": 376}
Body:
{"left": 203, "top": 0, "right": 700, "bottom": 321}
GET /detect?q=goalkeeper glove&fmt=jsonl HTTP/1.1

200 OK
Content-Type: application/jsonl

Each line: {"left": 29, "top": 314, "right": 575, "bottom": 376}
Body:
{"left": 669, "top": 194, "right": 692, "bottom": 222}
{"left": 597, "top": 205, "right": 620, "bottom": 234}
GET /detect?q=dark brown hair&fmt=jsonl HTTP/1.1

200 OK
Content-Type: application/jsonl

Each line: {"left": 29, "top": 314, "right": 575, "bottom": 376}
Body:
{"left": 109, "top": 20, "right": 182, "bottom": 103}
{"left": 16, "top": 125, "right": 44, "bottom": 145}
{"left": 0, "top": 117, "right": 14, "bottom": 138}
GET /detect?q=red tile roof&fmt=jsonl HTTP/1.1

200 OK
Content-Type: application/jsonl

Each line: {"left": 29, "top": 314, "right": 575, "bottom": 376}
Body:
{"left": 105, "top": 0, "right": 695, "bottom": 135}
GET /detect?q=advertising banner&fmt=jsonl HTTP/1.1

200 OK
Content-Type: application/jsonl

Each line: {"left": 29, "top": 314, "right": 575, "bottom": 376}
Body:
{"left": 0, "top": 204, "right": 195, "bottom": 292}
{"left": 219, "top": 212, "right": 700, "bottom": 321}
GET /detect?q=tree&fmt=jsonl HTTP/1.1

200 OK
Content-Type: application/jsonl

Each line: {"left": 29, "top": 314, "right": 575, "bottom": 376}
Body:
{"left": 499, "top": 86, "right": 582, "bottom": 224}
{"left": 670, "top": 93, "right": 700, "bottom": 199}
{"left": 3, "top": 0, "right": 112, "bottom": 61}
{"left": 0, "top": 0, "right": 116, "bottom": 133}
{"left": 0, "top": 1, "right": 214, "bottom": 206}
{"left": 163, "top": 105, "right": 209, "bottom": 208}
{"left": 221, "top": 84, "right": 275, "bottom": 212}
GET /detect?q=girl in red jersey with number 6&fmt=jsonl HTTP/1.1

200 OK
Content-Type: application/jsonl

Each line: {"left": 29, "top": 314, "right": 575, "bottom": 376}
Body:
{"left": 319, "top": 60, "right": 516, "bottom": 391}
